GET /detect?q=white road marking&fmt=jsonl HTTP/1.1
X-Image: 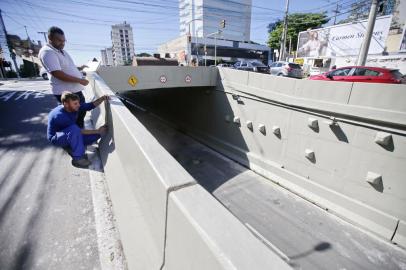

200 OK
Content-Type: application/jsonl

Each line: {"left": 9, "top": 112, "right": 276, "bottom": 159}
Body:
{"left": 0, "top": 91, "right": 16, "bottom": 101}
{"left": 0, "top": 89, "right": 48, "bottom": 102}
{"left": 15, "top": 91, "right": 32, "bottom": 100}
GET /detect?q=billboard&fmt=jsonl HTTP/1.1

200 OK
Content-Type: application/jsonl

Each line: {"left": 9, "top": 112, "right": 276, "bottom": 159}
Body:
{"left": 297, "top": 15, "right": 392, "bottom": 58}
{"left": 400, "top": 24, "right": 406, "bottom": 52}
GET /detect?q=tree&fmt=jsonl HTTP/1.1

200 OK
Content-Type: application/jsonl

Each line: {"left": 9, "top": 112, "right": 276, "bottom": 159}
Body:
{"left": 267, "top": 13, "right": 330, "bottom": 52}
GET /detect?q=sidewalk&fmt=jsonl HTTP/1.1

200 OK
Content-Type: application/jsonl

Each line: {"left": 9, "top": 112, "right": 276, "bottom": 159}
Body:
{"left": 0, "top": 81, "right": 118, "bottom": 269}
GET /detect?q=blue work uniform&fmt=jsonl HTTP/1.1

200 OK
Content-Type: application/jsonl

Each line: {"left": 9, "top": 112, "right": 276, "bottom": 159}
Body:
{"left": 47, "top": 103, "right": 100, "bottom": 160}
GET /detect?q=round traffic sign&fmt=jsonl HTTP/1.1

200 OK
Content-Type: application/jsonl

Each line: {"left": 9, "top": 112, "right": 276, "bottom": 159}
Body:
{"left": 159, "top": 75, "right": 167, "bottom": 83}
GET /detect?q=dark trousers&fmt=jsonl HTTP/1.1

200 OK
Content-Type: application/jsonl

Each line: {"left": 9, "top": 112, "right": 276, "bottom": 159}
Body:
{"left": 50, "top": 124, "right": 100, "bottom": 160}
{"left": 54, "top": 91, "right": 86, "bottom": 128}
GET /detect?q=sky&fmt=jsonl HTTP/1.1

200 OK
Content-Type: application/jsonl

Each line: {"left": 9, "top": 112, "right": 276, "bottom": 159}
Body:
{"left": 0, "top": 0, "right": 359, "bottom": 65}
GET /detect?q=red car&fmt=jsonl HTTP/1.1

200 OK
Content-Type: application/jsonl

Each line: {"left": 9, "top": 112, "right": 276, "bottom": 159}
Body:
{"left": 309, "top": 66, "right": 403, "bottom": 84}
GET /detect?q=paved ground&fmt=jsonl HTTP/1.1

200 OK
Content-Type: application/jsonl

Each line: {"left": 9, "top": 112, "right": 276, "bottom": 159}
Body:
{"left": 130, "top": 103, "right": 406, "bottom": 270}
{"left": 0, "top": 80, "right": 123, "bottom": 270}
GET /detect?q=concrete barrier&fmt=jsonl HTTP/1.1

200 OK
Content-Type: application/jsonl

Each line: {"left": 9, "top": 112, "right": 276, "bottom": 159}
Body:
{"left": 164, "top": 185, "right": 291, "bottom": 270}
{"left": 87, "top": 72, "right": 292, "bottom": 269}
{"left": 221, "top": 68, "right": 406, "bottom": 127}
{"left": 110, "top": 67, "right": 405, "bottom": 248}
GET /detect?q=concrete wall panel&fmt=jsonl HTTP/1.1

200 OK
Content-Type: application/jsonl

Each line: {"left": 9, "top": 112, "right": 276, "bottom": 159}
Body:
{"left": 349, "top": 82, "right": 406, "bottom": 112}
{"left": 90, "top": 74, "right": 197, "bottom": 268}
{"left": 164, "top": 185, "right": 291, "bottom": 270}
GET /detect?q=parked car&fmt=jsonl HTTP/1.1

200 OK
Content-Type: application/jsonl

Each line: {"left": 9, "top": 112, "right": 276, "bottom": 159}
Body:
{"left": 233, "top": 60, "right": 269, "bottom": 73}
{"left": 269, "top": 61, "right": 303, "bottom": 78}
{"left": 217, "top": 63, "right": 232, "bottom": 67}
{"left": 309, "top": 66, "right": 403, "bottom": 84}
{"left": 40, "top": 67, "right": 48, "bottom": 80}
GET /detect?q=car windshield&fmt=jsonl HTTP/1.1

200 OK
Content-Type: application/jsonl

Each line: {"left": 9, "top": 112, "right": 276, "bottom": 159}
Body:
{"left": 330, "top": 68, "right": 352, "bottom": 76}
{"left": 251, "top": 62, "right": 265, "bottom": 67}
{"left": 288, "top": 63, "right": 301, "bottom": 69}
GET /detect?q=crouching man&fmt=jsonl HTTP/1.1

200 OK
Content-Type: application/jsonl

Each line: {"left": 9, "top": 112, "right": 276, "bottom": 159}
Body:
{"left": 47, "top": 91, "right": 109, "bottom": 168}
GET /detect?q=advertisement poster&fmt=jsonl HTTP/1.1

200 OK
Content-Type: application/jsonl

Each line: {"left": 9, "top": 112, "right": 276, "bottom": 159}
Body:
{"left": 399, "top": 24, "right": 406, "bottom": 52}
{"left": 297, "top": 16, "right": 392, "bottom": 58}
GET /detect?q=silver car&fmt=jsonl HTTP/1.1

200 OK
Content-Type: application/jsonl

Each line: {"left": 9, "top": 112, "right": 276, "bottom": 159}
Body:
{"left": 233, "top": 60, "right": 270, "bottom": 73}
{"left": 270, "top": 61, "right": 303, "bottom": 78}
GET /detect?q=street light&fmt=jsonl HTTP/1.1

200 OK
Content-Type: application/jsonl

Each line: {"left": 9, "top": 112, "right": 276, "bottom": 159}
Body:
{"left": 205, "top": 30, "right": 222, "bottom": 66}
{"left": 186, "top": 18, "right": 202, "bottom": 66}
{"left": 204, "top": 20, "right": 225, "bottom": 66}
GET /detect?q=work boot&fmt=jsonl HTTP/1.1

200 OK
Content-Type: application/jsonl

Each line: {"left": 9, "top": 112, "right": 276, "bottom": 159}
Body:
{"left": 72, "top": 158, "right": 91, "bottom": 168}
{"left": 64, "top": 147, "right": 87, "bottom": 159}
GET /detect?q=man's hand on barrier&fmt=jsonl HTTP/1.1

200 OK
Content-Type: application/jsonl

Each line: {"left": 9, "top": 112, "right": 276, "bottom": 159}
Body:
{"left": 93, "top": 95, "right": 110, "bottom": 107}
{"left": 98, "top": 125, "right": 108, "bottom": 135}
{"left": 79, "top": 78, "right": 89, "bottom": 86}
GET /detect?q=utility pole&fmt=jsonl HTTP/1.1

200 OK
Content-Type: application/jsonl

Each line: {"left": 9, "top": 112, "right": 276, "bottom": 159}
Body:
{"left": 279, "top": 0, "right": 290, "bottom": 61}
{"left": 332, "top": 3, "right": 341, "bottom": 25}
{"left": 38, "top": 31, "right": 48, "bottom": 43}
{"left": 24, "top": 25, "right": 37, "bottom": 77}
{"left": 357, "top": 0, "right": 379, "bottom": 66}
{"left": 0, "top": 9, "right": 20, "bottom": 78}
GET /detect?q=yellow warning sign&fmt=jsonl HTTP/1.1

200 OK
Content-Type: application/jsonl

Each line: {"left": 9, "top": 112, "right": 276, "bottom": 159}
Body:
{"left": 128, "top": 75, "right": 138, "bottom": 87}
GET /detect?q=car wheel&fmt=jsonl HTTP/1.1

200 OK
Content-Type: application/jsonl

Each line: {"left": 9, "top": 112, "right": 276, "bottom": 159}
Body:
{"left": 277, "top": 73, "right": 283, "bottom": 76}
{"left": 42, "top": 73, "right": 48, "bottom": 80}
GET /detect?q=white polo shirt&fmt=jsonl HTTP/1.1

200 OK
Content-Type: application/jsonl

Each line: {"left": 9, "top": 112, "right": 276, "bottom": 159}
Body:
{"left": 39, "top": 44, "right": 84, "bottom": 95}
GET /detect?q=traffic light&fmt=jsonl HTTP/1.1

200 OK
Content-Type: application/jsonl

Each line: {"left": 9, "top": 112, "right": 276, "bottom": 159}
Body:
{"left": 220, "top": 20, "right": 226, "bottom": 29}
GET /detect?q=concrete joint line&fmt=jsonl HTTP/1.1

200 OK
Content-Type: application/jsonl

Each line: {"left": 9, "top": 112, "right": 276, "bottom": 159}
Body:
{"left": 346, "top": 82, "right": 354, "bottom": 104}
{"left": 160, "top": 181, "right": 197, "bottom": 270}
{"left": 390, "top": 220, "right": 400, "bottom": 241}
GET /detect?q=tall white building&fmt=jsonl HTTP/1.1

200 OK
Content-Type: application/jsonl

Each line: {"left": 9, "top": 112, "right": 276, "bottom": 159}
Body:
{"left": 111, "top": 22, "right": 135, "bottom": 66}
{"left": 100, "top": 47, "right": 114, "bottom": 66}
{"left": 179, "top": 0, "right": 252, "bottom": 42}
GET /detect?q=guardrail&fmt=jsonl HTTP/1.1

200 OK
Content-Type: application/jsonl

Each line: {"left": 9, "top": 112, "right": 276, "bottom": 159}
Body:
{"left": 87, "top": 72, "right": 292, "bottom": 270}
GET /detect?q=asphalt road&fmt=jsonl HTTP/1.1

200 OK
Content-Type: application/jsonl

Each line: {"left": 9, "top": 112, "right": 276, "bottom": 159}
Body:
{"left": 130, "top": 104, "right": 406, "bottom": 270}
{"left": 0, "top": 80, "right": 102, "bottom": 270}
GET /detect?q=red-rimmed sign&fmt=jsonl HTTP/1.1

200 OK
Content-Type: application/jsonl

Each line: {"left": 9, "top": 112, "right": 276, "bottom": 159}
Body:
{"left": 185, "top": 75, "right": 192, "bottom": 83}
{"left": 159, "top": 75, "right": 167, "bottom": 83}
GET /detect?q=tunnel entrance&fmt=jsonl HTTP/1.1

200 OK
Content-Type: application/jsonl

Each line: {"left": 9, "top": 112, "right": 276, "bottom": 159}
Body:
{"left": 117, "top": 87, "right": 406, "bottom": 270}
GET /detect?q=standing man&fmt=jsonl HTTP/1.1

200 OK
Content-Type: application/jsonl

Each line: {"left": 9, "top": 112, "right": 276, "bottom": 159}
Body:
{"left": 39, "top": 26, "right": 89, "bottom": 128}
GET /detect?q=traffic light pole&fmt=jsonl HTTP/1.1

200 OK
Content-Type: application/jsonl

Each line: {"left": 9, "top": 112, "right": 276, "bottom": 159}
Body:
{"left": 357, "top": 0, "right": 378, "bottom": 66}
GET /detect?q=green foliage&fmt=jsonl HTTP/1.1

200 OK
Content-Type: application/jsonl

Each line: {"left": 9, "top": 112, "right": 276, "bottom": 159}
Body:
{"left": 267, "top": 13, "right": 330, "bottom": 51}
{"left": 136, "top": 52, "right": 152, "bottom": 57}
{"left": 5, "top": 70, "right": 17, "bottom": 78}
